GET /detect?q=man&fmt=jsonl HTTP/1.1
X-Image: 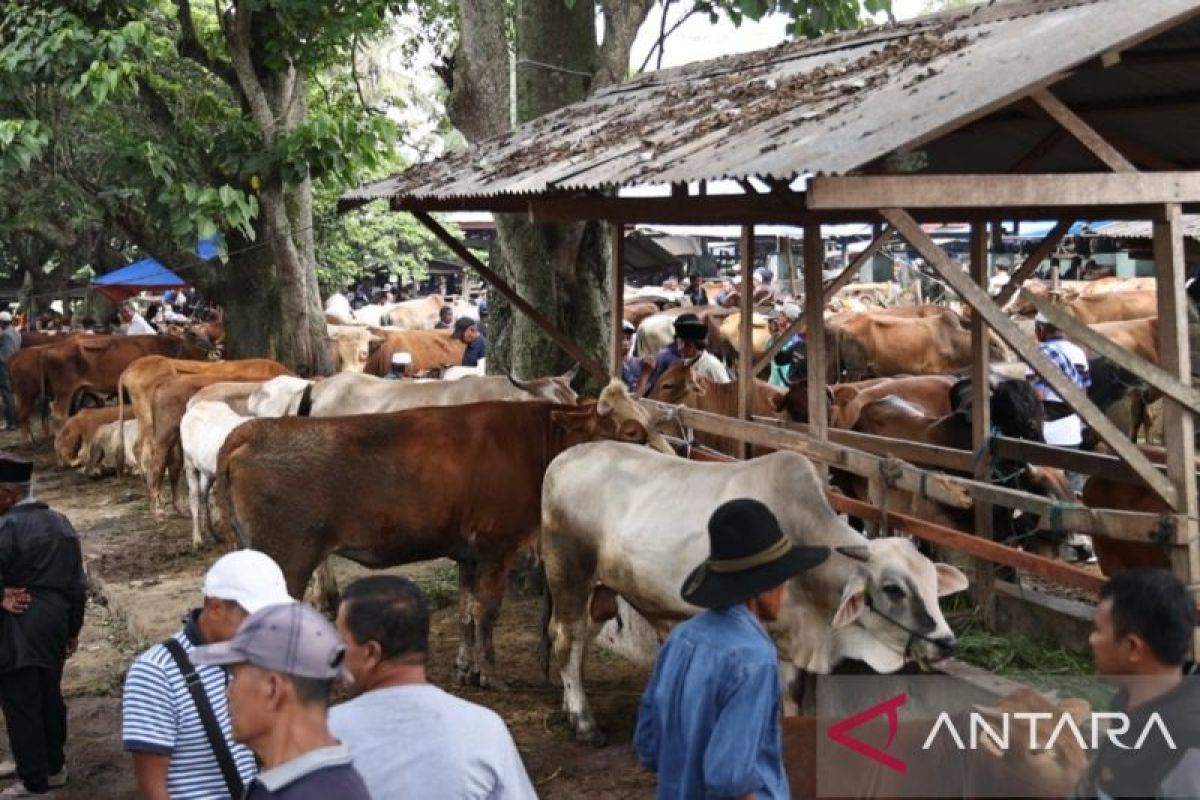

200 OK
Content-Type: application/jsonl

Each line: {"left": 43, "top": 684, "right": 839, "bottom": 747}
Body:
{"left": 767, "top": 303, "right": 805, "bottom": 387}
{"left": 477, "top": 299, "right": 489, "bottom": 337}
{"left": 330, "top": 576, "right": 536, "bottom": 799}
{"left": 714, "top": 280, "right": 735, "bottom": 307}
{"left": 120, "top": 305, "right": 155, "bottom": 336}
{"left": 434, "top": 306, "right": 454, "bottom": 330}
{"left": 644, "top": 314, "right": 728, "bottom": 392}
{"left": 452, "top": 317, "right": 486, "bottom": 368}
{"left": 1073, "top": 569, "right": 1200, "bottom": 799}
{"left": 684, "top": 273, "right": 709, "bottom": 307}
{"left": 123, "top": 551, "right": 292, "bottom": 800}
{"left": 1028, "top": 312, "right": 1091, "bottom": 491}
{"left": 190, "top": 602, "right": 370, "bottom": 800}
{"left": 0, "top": 314, "right": 21, "bottom": 431}
{"left": 383, "top": 352, "right": 413, "bottom": 381}
{"left": 988, "top": 263, "right": 1010, "bottom": 296}
{"left": 0, "top": 454, "right": 85, "bottom": 797}
{"left": 634, "top": 499, "right": 829, "bottom": 799}
{"left": 620, "top": 320, "right": 645, "bottom": 395}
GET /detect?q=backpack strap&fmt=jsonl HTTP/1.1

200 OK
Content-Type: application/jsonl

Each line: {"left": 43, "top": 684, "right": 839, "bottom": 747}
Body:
{"left": 162, "top": 638, "right": 245, "bottom": 799}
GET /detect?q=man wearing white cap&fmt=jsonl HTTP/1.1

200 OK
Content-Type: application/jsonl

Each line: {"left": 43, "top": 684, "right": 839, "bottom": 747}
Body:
{"left": 122, "top": 551, "right": 293, "bottom": 800}
{"left": 0, "top": 312, "right": 19, "bottom": 431}
{"left": 383, "top": 352, "right": 413, "bottom": 381}
{"left": 1029, "top": 312, "right": 1091, "bottom": 492}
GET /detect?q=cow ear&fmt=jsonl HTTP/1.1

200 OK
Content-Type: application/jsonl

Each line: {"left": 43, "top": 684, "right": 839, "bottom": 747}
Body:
{"left": 595, "top": 397, "right": 612, "bottom": 416}
{"left": 766, "top": 391, "right": 785, "bottom": 413}
{"left": 688, "top": 374, "right": 707, "bottom": 396}
{"left": 832, "top": 572, "right": 867, "bottom": 629}
{"left": 560, "top": 363, "right": 581, "bottom": 383}
{"left": 551, "top": 409, "right": 591, "bottom": 435}
{"left": 934, "top": 563, "right": 969, "bottom": 597}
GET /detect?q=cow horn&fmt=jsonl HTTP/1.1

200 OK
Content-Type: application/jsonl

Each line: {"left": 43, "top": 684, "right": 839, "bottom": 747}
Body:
{"left": 507, "top": 373, "right": 531, "bottom": 390}
{"left": 559, "top": 363, "right": 581, "bottom": 383}
{"left": 835, "top": 545, "right": 871, "bottom": 563}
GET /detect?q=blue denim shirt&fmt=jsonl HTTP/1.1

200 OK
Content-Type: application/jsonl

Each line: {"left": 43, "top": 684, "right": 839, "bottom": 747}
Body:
{"left": 634, "top": 605, "right": 788, "bottom": 800}
{"left": 644, "top": 343, "right": 682, "bottom": 392}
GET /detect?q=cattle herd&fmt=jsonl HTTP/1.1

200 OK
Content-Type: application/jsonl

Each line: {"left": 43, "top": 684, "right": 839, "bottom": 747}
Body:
{"left": 8, "top": 275, "right": 1194, "bottom": 775}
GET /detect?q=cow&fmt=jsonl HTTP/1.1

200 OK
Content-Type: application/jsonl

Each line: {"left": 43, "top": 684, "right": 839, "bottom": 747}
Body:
{"left": 186, "top": 381, "right": 262, "bottom": 416}
{"left": 40, "top": 334, "right": 211, "bottom": 425}
{"left": 622, "top": 301, "right": 661, "bottom": 328}
{"left": 116, "top": 355, "right": 290, "bottom": 476}
{"left": 247, "top": 376, "right": 313, "bottom": 417}
{"left": 644, "top": 359, "right": 785, "bottom": 456}
{"left": 10, "top": 345, "right": 52, "bottom": 443}
{"left": 327, "top": 324, "right": 383, "bottom": 373}
{"left": 212, "top": 381, "right": 669, "bottom": 689}
{"left": 782, "top": 688, "right": 1090, "bottom": 799}
{"left": 717, "top": 311, "right": 772, "bottom": 362}
{"left": 19, "top": 331, "right": 75, "bottom": 348}
{"left": 363, "top": 329, "right": 466, "bottom": 376}
{"left": 1082, "top": 316, "right": 1159, "bottom": 364}
{"left": 141, "top": 374, "right": 269, "bottom": 519}
{"left": 381, "top": 294, "right": 445, "bottom": 329}
{"left": 292, "top": 367, "right": 580, "bottom": 417}
{"left": 832, "top": 375, "right": 957, "bottom": 429}
{"left": 182, "top": 401, "right": 251, "bottom": 548}
{"left": 1063, "top": 290, "right": 1157, "bottom": 324}
{"left": 539, "top": 443, "right": 969, "bottom": 744}
{"left": 831, "top": 310, "right": 1005, "bottom": 377}
{"left": 53, "top": 406, "right": 120, "bottom": 468}
{"left": 83, "top": 420, "right": 139, "bottom": 478}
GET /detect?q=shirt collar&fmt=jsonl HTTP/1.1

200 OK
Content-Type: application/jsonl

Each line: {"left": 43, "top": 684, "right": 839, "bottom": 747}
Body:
{"left": 253, "top": 744, "right": 354, "bottom": 792}
{"left": 181, "top": 609, "right": 205, "bottom": 646}
{"left": 717, "top": 604, "right": 772, "bottom": 644}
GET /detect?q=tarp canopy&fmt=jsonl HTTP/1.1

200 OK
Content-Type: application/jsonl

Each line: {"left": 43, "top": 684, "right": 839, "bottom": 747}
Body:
{"left": 92, "top": 258, "right": 187, "bottom": 303}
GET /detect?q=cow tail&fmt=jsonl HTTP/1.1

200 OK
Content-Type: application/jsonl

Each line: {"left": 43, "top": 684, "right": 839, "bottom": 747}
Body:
{"left": 537, "top": 569, "right": 553, "bottom": 680}
{"left": 116, "top": 371, "right": 130, "bottom": 476}
{"left": 296, "top": 383, "right": 314, "bottom": 417}
{"left": 212, "top": 428, "right": 251, "bottom": 549}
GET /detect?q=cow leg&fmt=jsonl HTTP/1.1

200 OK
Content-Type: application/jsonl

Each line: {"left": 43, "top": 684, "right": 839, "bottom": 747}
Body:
{"left": 474, "top": 553, "right": 517, "bottom": 691}
{"left": 168, "top": 443, "right": 184, "bottom": 516}
{"left": 455, "top": 560, "right": 479, "bottom": 685}
{"left": 546, "top": 580, "right": 604, "bottom": 745}
{"left": 185, "top": 460, "right": 203, "bottom": 549}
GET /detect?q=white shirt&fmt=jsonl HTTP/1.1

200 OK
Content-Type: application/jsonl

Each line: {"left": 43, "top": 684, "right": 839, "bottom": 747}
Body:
{"left": 329, "top": 683, "right": 536, "bottom": 800}
{"left": 124, "top": 313, "right": 156, "bottom": 336}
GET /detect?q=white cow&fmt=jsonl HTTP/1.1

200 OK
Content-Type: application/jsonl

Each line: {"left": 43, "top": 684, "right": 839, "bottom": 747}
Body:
{"left": 247, "top": 375, "right": 313, "bottom": 417}
{"left": 635, "top": 314, "right": 676, "bottom": 358}
{"left": 291, "top": 368, "right": 578, "bottom": 417}
{"left": 84, "top": 420, "right": 140, "bottom": 478}
{"left": 540, "top": 443, "right": 969, "bottom": 744}
{"left": 350, "top": 304, "right": 388, "bottom": 327}
{"left": 181, "top": 401, "right": 252, "bottom": 548}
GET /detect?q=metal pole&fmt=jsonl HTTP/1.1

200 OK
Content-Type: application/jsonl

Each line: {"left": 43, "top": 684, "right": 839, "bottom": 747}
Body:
{"left": 610, "top": 223, "right": 625, "bottom": 379}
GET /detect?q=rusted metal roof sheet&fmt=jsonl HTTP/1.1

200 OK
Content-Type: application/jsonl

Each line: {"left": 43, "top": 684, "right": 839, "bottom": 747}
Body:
{"left": 344, "top": 0, "right": 1200, "bottom": 207}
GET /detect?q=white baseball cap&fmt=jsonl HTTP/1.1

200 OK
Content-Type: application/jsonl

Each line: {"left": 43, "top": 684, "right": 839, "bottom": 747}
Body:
{"left": 203, "top": 550, "right": 293, "bottom": 613}
{"left": 0, "top": 312, "right": 12, "bottom": 323}
{"left": 391, "top": 351, "right": 412, "bottom": 366}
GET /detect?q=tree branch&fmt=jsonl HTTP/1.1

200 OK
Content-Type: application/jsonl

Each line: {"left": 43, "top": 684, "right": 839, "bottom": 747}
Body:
{"left": 220, "top": 0, "right": 277, "bottom": 139}
{"left": 173, "top": 0, "right": 240, "bottom": 90}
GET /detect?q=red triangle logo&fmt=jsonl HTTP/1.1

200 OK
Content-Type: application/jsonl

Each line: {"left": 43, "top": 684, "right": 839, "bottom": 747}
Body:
{"left": 825, "top": 692, "right": 908, "bottom": 774}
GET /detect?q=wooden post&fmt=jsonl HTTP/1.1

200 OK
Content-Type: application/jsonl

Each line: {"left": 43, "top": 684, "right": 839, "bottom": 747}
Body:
{"left": 1152, "top": 203, "right": 1200, "bottom": 651}
{"left": 995, "top": 220, "right": 1072, "bottom": 308}
{"left": 970, "top": 223, "right": 995, "bottom": 621}
{"left": 610, "top": 222, "right": 625, "bottom": 379}
{"left": 805, "top": 223, "right": 828, "bottom": 481}
{"left": 783, "top": 236, "right": 797, "bottom": 296}
{"left": 738, "top": 225, "right": 755, "bottom": 460}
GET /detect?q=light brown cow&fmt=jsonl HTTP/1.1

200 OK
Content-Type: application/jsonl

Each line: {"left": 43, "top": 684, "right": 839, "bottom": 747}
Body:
{"left": 381, "top": 294, "right": 445, "bottom": 329}
{"left": 118, "top": 356, "right": 290, "bottom": 477}
{"left": 186, "top": 381, "right": 263, "bottom": 416}
{"left": 717, "top": 311, "right": 772, "bottom": 362}
{"left": 832, "top": 309, "right": 1003, "bottom": 376}
{"left": 1081, "top": 316, "right": 1159, "bottom": 364}
{"left": 41, "top": 335, "right": 210, "bottom": 424}
{"left": 326, "top": 325, "right": 383, "bottom": 373}
{"left": 364, "top": 329, "right": 466, "bottom": 376}
{"left": 53, "top": 406, "right": 120, "bottom": 468}
{"left": 10, "top": 346, "right": 51, "bottom": 443}
{"left": 1063, "top": 290, "right": 1158, "bottom": 324}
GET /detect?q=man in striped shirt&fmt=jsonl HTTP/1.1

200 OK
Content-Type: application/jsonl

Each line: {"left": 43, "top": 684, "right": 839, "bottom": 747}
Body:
{"left": 121, "top": 551, "right": 293, "bottom": 800}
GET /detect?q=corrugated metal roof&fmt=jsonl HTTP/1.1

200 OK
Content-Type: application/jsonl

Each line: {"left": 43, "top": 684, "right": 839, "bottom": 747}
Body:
{"left": 1093, "top": 217, "right": 1200, "bottom": 239}
{"left": 344, "top": 0, "right": 1200, "bottom": 208}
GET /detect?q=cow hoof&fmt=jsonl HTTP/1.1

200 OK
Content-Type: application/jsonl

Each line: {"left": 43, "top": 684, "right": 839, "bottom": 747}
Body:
{"left": 479, "top": 674, "right": 509, "bottom": 691}
{"left": 572, "top": 725, "right": 606, "bottom": 748}
{"left": 458, "top": 668, "right": 481, "bottom": 687}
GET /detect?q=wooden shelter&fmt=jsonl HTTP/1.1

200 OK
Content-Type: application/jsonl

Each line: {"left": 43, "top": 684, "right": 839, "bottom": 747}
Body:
{"left": 343, "top": 0, "right": 1200, "bottom": 635}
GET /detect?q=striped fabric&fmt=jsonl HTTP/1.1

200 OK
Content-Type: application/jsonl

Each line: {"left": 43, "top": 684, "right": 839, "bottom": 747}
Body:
{"left": 1033, "top": 337, "right": 1091, "bottom": 403}
{"left": 122, "top": 626, "right": 257, "bottom": 800}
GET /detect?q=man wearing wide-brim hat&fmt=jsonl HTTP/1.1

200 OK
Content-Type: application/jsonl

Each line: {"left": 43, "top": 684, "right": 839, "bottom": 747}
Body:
{"left": 642, "top": 313, "right": 730, "bottom": 393}
{"left": 634, "top": 498, "right": 828, "bottom": 799}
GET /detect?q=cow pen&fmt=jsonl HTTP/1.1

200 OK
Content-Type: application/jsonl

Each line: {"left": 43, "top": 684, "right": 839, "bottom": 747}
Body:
{"left": 342, "top": 0, "right": 1200, "bottom": 657}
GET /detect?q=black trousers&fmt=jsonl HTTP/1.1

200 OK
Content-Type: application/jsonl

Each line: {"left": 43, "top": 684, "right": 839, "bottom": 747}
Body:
{"left": 0, "top": 667, "right": 66, "bottom": 793}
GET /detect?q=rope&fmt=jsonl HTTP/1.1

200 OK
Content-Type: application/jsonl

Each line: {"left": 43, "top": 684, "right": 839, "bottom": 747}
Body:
{"left": 514, "top": 58, "right": 594, "bottom": 79}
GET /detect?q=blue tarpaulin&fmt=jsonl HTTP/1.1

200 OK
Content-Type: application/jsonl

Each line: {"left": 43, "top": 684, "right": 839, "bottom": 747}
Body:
{"left": 92, "top": 258, "right": 186, "bottom": 302}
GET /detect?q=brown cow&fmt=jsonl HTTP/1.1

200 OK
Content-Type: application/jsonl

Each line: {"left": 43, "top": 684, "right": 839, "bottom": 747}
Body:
{"left": 40, "top": 335, "right": 211, "bottom": 425}
{"left": 832, "top": 310, "right": 1004, "bottom": 377}
{"left": 118, "top": 356, "right": 290, "bottom": 480}
{"left": 381, "top": 294, "right": 445, "bottom": 329}
{"left": 645, "top": 359, "right": 784, "bottom": 456}
{"left": 53, "top": 406, "right": 120, "bottom": 468}
{"left": 9, "top": 346, "right": 51, "bottom": 443}
{"left": 213, "top": 381, "right": 666, "bottom": 688}
{"left": 186, "top": 381, "right": 262, "bottom": 416}
{"left": 19, "top": 331, "right": 75, "bottom": 348}
{"left": 622, "top": 301, "right": 661, "bottom": 328}
{"left": 1063, "top": 290, "right": 1158, "bottom": 324}
{"left": 364, "top": 329, "right": 466, "bottom": 376}
{"left": 771, "top": 375, "right": 955, "bottom": 428}
{"left": 1081, "top": 316, "right": 1159, "bottom": 364}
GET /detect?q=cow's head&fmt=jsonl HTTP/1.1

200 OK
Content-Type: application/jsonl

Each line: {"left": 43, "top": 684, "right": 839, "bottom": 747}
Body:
{"left": 247, "top": 375, "right": 312, "bottom": 418}
{"left": 645, "top": 360, "right": 704, "bottom": 404}
{"left": 966, "top": 690, "right": 1091, "bottom": 796}
{"left": 769, "top": 380, "right": 835, "bottom": 424}
{"left": 823, "top": 537, "right": 968, "bottom": 672}
{"left": 509, "top": 364, "right": 580, "bottom": 404}
{"left": 552, "top": 380, "right": 672, "bottom": 453}
{"left": 949, "top": 376, "right": 1044, "bottom": 443}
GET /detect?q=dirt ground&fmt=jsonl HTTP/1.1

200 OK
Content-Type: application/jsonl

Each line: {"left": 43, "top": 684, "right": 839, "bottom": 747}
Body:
{"left": 0, "top": 432, "right": 656, "bottom": 799}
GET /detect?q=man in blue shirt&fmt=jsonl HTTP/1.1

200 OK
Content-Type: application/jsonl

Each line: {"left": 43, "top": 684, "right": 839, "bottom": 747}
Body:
{"left": 635, "top": 498, "right": 829, "bottom": 800}
{"left": 451, "top": 317, "right": 486, "bottom": 368}
{"left": 643, "top": 314, "right": 708, "bottom": 392}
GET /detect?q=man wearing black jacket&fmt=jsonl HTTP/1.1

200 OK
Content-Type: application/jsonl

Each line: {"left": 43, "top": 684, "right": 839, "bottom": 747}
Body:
{"left": 0, "top": 454, "right": 86, "bottom": 797}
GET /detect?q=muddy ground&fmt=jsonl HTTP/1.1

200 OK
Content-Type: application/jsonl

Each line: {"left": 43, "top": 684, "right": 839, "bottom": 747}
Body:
{"left": 0, "top": 432, "right": 656, "bottom": 799}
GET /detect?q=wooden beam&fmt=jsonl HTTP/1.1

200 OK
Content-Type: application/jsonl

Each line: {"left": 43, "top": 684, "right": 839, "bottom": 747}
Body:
{"left": 1029, "top": 89, "right": 1137, "bottom": 172}
{"left": 1007, "top": 128, "right": 1067, "bottom": 173}
{"left": 881, "top": 207, "right": 1179, "bottom": 508}
{"left": 970, "top": 222, "right": 995, "bottom": 616}
{"left": 610, "top": 222, "right": 625, "bottom": 379}
{"left": 994, "top": 220, "right": 1073, "bottom": 308}
{"left": 1020, "top": 289, "right": 1200, "bottom": 411}
{"left": 411, "top": 210, "right": 607, "bottom": 380}
{"left": 782, "top": 237, "right": 797, "bottom": 297}
{"left": 752, "top": 227, "right": 897, "bottom": 375}
{"left": 804, "top": 223, "right": 828, "bottom": 478}
{"left": 738, "top": 225, "right": 755, "bottom": 460}
{"left": 808, "top": 173, "right": 1200, "bottom": 211}
{"left": 990, "top": 437, "right": 1170, "bottom": 487}
{"left": 1153, "top": 204, "right": 1200, "bottom": 605}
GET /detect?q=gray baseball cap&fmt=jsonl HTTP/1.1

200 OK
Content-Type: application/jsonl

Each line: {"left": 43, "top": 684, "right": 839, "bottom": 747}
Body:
{"left": 190, "top": 602, "right": 348, "bottom": 681}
